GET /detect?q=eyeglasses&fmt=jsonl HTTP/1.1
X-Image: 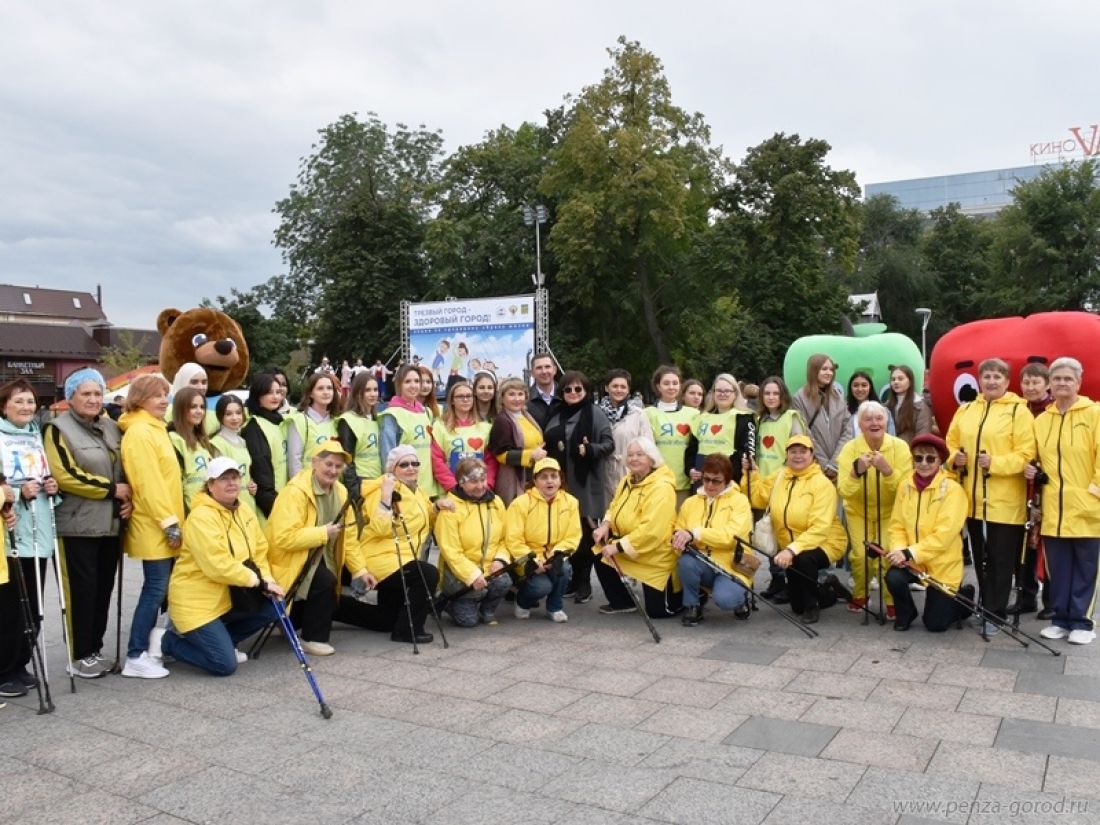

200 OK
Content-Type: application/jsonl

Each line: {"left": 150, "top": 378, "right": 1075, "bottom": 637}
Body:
{"left": 563, "top": 386, "right": 585, "bottom": 394}
{"left": 701, "top": 476, "right": 725, "bottom": 485}
{"left": 451, "top": 394, "right": 474, "bottom": 401}
{"left": 396, "top": 460, "right": 421, "bottom": 469}
{"left": 912, "top": 455, "right": 940, "bottom": 465}
{"left": 714, "top": 388, "right": 735, "bottom": 395}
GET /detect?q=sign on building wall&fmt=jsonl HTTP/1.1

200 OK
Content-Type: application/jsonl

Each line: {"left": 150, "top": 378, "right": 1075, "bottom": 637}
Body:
{"left": 406, "top": 295, "right": 536, "bottom": 396}
{"left": 1029, "top": 125, "right": 1100, "bottom": 161}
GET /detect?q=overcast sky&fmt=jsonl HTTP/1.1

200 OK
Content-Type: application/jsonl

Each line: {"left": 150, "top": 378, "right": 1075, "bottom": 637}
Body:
{"left": 1, "top": 1, "right": 1094, "bottom": 329}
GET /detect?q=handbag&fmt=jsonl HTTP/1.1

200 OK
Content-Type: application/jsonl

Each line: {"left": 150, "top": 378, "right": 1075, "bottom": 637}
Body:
{"left": 229, "top": 558, "right": 267, "bottom": 613}
{"left": 752, "top": 508, "right": 779, "bottom": 556}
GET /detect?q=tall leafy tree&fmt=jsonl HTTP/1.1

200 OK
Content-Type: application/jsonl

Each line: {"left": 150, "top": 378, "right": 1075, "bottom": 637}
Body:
{"left": 541, "top": 37, "right": 724, "bottom": 377}
{"left": 202, "top": 287, "right": 300, "bottom": 378}
{"left": 982, "top": 160, "right": 1100, "bottom": 314}
{"left": 272, "top": 113, "right": 444, "bottom": 360}
{"left": 921, "top": 202, "right": 991, "bottom": 336}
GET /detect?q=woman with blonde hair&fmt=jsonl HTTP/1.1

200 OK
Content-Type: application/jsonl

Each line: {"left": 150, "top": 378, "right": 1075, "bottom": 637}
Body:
{"left": 488, "top": 377, "right": 546, "bottom": 506}
{"left": 431, "top": 380, "right": 497, "bottom": 493}
{"left": 688, "top": 373, "right": 753, "bottom": 489}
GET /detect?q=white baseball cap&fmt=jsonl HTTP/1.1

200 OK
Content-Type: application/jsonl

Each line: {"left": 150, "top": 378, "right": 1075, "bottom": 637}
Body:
{"left": 206, "top": 456, "right": 241, "bottom": 480}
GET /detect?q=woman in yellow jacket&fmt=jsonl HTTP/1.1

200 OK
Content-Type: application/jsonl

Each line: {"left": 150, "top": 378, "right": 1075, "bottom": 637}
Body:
{"left": 266, "top": 438, "right": 352, "bottom": 656}
{"left": 119, "top": 374, "right": 185, "bottom": 679}
{"left": 1027, "top": 357, "right": 1100, "bottom": 645}
{"left": 673, "top": 453, "right": 753, "bottom": 626}
{"left": 746, "top": 435, "right": 849, "bottom": 624}
{"left": 882, "top": 434, "right": 973, "bottom": 632}
{"left": 435, "top": 457, "right": 511, "bottom": 627}
{"left": 836, "top": 401, "right": 913, "bottom": 616}
{"left": 336, "top": 444, "right": 443, "bottom": 644}
{"left": 946, "top": 357, "right": 1036, "bottom": 633}
{"left": 160, "top": 457, "right": 283, "bottom": 675}
{"left": 592, "top": 437, "right": 682, "bottom": 618}
{"left": 505, "top": 457, "right": 581, "bottom": 622}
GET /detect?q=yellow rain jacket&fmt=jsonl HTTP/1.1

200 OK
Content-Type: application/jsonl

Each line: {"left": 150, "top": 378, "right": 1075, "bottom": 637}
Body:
{"left": 167, "top": 491, "right": 274, "bottom": 634}
{"left": 946, "top": 392, "right": 1036, "bottom": 524}
{"left": 436, "top": 493, "right": 510, "bottom": 585}
{"left": 836, "top": 433, "right": 913, "bottom": 544}
{"left": 119, "top": 409, "right": 185, "bottom": 561}
{"left": 347, "top": 480, "right": 434, "bottom": 582}
{"left": 675, "top": 485, "right": 753, "bottom": 586}
{"left": 505, "top": 486, "right": 582, "bottom": 564}
{"left": 265, "top": 468, "right": 349, "bottom": 592}
{"left": 599, "top": 464, "right": 679, "bottom": 590}
{"left": 748, "top": 463, "right": 848, "bottom": 562}
{"left": 1033, "top": 396, "right": 1100, "bottom": 538}
{"left": 888, "top": 469, "right": 968, "bottom": 589}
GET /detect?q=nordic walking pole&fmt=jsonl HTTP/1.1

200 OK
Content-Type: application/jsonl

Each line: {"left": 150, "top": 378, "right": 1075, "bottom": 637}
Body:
{"left": 393, "top": 493, "right": 448, "bottom": 649}
{"left": 862, "top": 471, "right": 870, "bottom": 626}
{"left": 606, "top": 552, "right": 661, "bottom": 644}
{"left": 979, "top": 449, "right": 991, "bottom": 642}
{"left": 875, "top": 469, "right": 885, "bottom": 627}
{"left": 9, "top": 538, "right": 53, "bottom": 714}
{"left": 112, "top": 539, "right": 124, "bottom": 673}
{"left": 389, "top": 518, "right": 421, "bottom": 654}
{"left": 268, "top": 594, "right": 333, "bottom": 719}
{"left": 46, "top": 494, "right": 76, "bottom": 692}
{"left": 28, "top": 498, "right": 51, "bottom": 688}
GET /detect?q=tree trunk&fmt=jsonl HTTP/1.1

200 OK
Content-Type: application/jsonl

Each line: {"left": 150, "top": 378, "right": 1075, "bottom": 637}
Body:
{"left": 635, "top": 258, "right": 671, "bottom": 364}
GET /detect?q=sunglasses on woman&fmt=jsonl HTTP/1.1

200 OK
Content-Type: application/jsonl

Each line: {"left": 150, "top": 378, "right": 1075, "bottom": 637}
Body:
{"left": 912, "top": 454, "right": 940, "bottom": 465}
{"left": 396, "top": 460, "right": 421, "bottom": 469}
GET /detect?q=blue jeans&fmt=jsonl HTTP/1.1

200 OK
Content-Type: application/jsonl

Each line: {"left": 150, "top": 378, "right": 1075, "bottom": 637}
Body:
{"left": 162, "top": 602, "right": 278, "bottom": 676}
{"left": 127, "top": 558, "right": 173, "bottom": 658}
{"left": 517, "top": 558, "right": 572, "bottom": 613}
{"left": 677, "top": 554, "right": 748, "bottom": 611}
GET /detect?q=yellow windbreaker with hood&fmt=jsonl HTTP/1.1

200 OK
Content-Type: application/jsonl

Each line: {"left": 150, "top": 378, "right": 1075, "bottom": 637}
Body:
{"left": 119, "top": 409, "right": 185, "bottom": 561}
{"left": 888, "top": 468, "right": 968, "bottom": 589}
{"left": 347, "top": 480, "right": 434, "bottom": 582}
{"left": 599, "top": 464, "right": 678, "bottom": 590}
{"left": 168, "top": 491, "right": 275, "bottom": 633}
{"left": 1033, "top": 396, "right": 1100, "bottom": 538}
{"left": 505, "top": 486, "right": 582, "bottom": 564}
{"left": 748, "top": 463, "right": 848, "bottom": 562}
{"left": 436, "top": 493, "right": 510, "bottom": 585}
{"left": 836, "top": 433, "right": 913, "bottom": 542}
{"left": 946, "top": 391, "right": 1036, "bottom": 524}
{"left": 675, "top": 484, "right": 753, "bottom": 586}
{"left": 265, "top": 468, "right": 350, "bottom": 592}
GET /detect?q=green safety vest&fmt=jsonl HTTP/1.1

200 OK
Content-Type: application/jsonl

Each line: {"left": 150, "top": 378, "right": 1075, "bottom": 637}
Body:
{"left": 432, "top": 420, "right": 492, "bottom": 478}
{"left": 338, "top": 412, "right": 381, "bottom": 479}
{"left": 645, "top": 406, "right": 698, "bottom": 490}
{"left": 380, "top": 405, "right": 439, "bottom": 496}
{"left": 210, "top": 432, "right": 257, "bottom": 514}
{"left": 286, "top": 411, "right": 337, "bottom": 466}
{"left": 169, "top": 431, "right": 215, "bottom": 511}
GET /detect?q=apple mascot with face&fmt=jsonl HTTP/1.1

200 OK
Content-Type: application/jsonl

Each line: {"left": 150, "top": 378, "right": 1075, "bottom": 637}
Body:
{"left": 927, "top": 311, "right": 1100, "bottom": 430}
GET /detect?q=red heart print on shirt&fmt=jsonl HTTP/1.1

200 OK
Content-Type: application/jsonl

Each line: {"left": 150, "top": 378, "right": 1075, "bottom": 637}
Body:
{"left": 467, "top": 438, "right": 483, "bottom": 450}
{"left": 675, "top": 423, "right": 691, "bottom": 436}
{"left": 762, "top": 435, "right": 775, "bottom": 448}
{"left": 709, "top": 424, "right": 723, "bottom": 435}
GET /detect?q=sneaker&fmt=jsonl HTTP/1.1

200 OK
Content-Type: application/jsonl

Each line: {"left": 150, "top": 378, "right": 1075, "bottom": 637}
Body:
{"left": 870, "top": 577, "right": 879, "bottom": 591}
{"left": 547, "top": 610, "right": 568, "bottom": 623}
{"left": 0, "top": 679, "right": 28, "bottom": 698}
{"left": 68, "top": 656, "right": 108, "bottom": 679}
{"left": 148, "top": 627, "right": 166, "bottom": 661}
{"left": 598, "top": 604, "right": 638, "bottom": 615}
{"left": 1041, "top": 625, "right": 1070, "bottom": 640}
{"left": 121, "top": 652, "right": 169, "bottom": 679}
{"left": 16, "top": 667, "right": 38, "bottom": 689}
{"left": 234, "top": 649, "right": 248, "bottom": 664}
{"left": 574, "top": 582, "right": 593, "bottom": 604}
{"left": 479, "top": 611, "right": 498, "bottom": 626}
{"left": 1069, "top": 629, "right": 1096, "bottom": 645}
{"left": 886, "top": 605, "right": 896, "bottom": 621}
{"left": 299, "top": 640, "right": 335, "bottom": 656}
{"left": 847, "top": 598, "right": 867, "bottom": 614}
{"left": 513, "top": 605, "right": 531, "bottom": 620}
{"left": 563, "top": 585, "right": 577, "bottom": 598}
{"left": 93, "top": 652, "right": 116, "bottom": 671}
{"left": 981, "top": 620, "right": 1001, "bottom": 636}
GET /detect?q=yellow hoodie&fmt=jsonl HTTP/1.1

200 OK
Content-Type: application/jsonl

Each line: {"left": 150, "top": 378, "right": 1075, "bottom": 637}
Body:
{"left": 675, "top": 485, "right": 753, "bottom": 586}
{"left": 265, "top": 468, "right": 349, "bottom": 592}
{"left": 346, "top": 480, "right": 434, "bottom": 582}
{"left": 599, "top": 464, "right": 679, "bottom": 590}
{"left": 836, "top": 433, "right": 913, "bottom": 543}
{"left": 168, "top": 491, "right": 274, "bottom": 633}
{"left": 748, "top": 463, "right": 848, "bottom": 562}
{"left": 436, "top": 494, "right": 510, "bottom": 586}
{"left": 1034, "top": 396, "right": 1100, "bottom": 538}
{"left": 119, "top": 409, "right": 185, "bottom": 561}
{"left": 888, "top": 469, "right": 968, "bottom": 589}
{"left": 946, "top": 391, "right": 1036, "bottom": 524}
{"left": 504, "top": 485, "right": 582, "bottom": 564}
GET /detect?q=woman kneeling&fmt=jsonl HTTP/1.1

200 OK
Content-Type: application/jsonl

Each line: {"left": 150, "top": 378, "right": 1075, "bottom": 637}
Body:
{"left": 162, "top": 458, "right": 283, "bottom": 675}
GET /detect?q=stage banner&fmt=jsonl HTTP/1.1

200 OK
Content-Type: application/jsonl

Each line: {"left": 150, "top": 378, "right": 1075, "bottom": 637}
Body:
{"left": 408, "top": 295, "right": 536, "bottom": 396}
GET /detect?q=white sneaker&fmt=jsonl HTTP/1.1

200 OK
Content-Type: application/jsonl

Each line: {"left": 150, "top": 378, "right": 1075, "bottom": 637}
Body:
{"left": 1069, "top": 629, "right": 1096, "bottom": 645}
{"left": 121, "top": 652, "right": 169, "bottom": 679}
{"left": 148, "top": 627, "right": 166, "bottom": 661}
{"left": 909, "top": 582, "right": 927, "bottom": 591}
{"left": 235, "top": 648, "right": 248, "bottom": 664}
{"left": 513, "top": 605, "right": 531, "bottom": 620}
{"left": 1040, "top": 625, "right": 1069, "bottom": 640}
{"left": 299, "top": 640, "right": 335, "bottom": 656}
{"left": 547, "top": 610, "right": 568, "bottom": 623}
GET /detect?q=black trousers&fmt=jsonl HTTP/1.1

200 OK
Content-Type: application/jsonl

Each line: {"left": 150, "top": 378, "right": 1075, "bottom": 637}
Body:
{"left": 593, "top": 560, "right": 683, "bottom": 618}
{"left": 59, "top": 536, "right": 120, "bottom": 660}
{"left": 333, "top": 561, "right": 438, "bottom": 638}
{"left": 967, "top": 519, "right": 1023, "bottom": 619}
{"left": 292, "top": 562, "right": 337, "bottom": 643}
{"left": 568, "top": 520, "right": 598, "bottom": 591}
{"left": 886, "top": 567, "right": 971, "bottom": 632}
{"left": 0, "top": 557, "right": 46, "bottom": 678}
{"left": 782, "top": 548, "right": 836, "bottom": 613}
{"left": 1015, "top": 541, "right": 1051, "bottom": 609}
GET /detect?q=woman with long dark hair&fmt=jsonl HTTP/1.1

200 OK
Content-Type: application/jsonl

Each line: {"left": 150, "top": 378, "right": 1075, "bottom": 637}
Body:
{"left": 845, "top": 371, "right": 894, "bottom": 439}
{"left": 337, "top": 371, "right": 382, "bottom": 501}
{"left": 210, "top": 394, "right": 257, "bottom": 514}
{"left": 286, "top": 372, "right": 342, "bottom": 477}
{"left": 168, "top": 387, "right": 219, "bottom": 512}
{"left": 242, "top": 372, "right": 288, "bottom": 522}
{"left": 791, "top": 353, "right": 852, "bottom": 481}
{"left": 882, "top": 365, "right": 932, "bottom": 445}
{"left": 646, "top": 365, "right": 698, "bottom": 506}
{"left": 472, "top": 371, "right": 499, "bottom": 423}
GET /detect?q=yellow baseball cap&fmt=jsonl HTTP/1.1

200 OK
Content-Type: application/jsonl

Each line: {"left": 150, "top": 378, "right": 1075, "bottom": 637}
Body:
{"left": 311, "top": 438, "right": 352, "bottom": 463}
{"left": 785, "top": 435, "right": 814, "bottom": 451}
{"left": 533, "top": 457, "right": 561, "bottom": 475}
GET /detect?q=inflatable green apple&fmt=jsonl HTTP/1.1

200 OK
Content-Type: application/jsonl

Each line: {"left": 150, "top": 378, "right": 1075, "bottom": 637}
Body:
{"left": 783, "top": 333, "right": 924, "bottom": 398}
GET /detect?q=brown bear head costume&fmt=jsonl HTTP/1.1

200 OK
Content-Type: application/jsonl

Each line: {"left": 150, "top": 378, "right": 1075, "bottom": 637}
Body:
{"left": 157, "top": 307, "right": 249, "bottom": 395}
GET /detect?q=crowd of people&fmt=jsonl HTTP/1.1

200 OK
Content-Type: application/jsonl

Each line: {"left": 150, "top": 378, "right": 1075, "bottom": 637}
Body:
{"left": 1, "top": 348, "right": 1098, "bottom": 702}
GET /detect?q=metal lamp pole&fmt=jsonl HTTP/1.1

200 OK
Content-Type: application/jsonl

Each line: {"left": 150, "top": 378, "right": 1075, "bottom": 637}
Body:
{"left": 915, "top": 308, "right": 932, "bottom": 366}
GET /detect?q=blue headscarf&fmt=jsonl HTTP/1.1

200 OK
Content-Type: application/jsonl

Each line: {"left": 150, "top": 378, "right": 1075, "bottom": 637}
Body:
{"left": 64, "top": 367, "right": 107, "bottom": 401}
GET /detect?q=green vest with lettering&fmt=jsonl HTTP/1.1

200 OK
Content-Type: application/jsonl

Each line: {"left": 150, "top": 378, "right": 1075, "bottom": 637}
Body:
{"left": 210, "top": 432, "right": 257, "bottom": 513}
{"left": 286, "top": 411, "right": 336, "bottom": 466}
{"left": 695, "top": 410, "right": 741, "bottom": 458}
{"left": 169, "top": 431, "right": 216, "bottom": 511}
{"left": 253, "top": 415, "right": 288, "bottom": 495}
{"left": 338, "top": 412, "right": 381, "bottom": 479}
{"left": 432, "top": 420, "right": 492, "bottom": 478}
{"left": 645, "top": 406, "right": 698, "bottom": 490}
{"left": 381, "top": 405, "right": 438, "bottom": 496}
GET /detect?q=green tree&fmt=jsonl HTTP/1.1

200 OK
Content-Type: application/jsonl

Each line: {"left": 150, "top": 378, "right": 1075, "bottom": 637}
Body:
{"left": 272, "top": 113, "right": 444, "bottom": 360}
{"left": 541, "top": 37, "right": 725, "bottom": 377}
{"left": 99, "top": 330, "right": 155, "bottom": 377}
{"left": 202, "top": 287, "right": 300, "bottom": 379}
{"left": 983, "top": 161, "right": 1100, "bottom": 314}
{"left": 921, "top": 202, "right": 991, "bottom": 337}
{"left": 704, "top": 133, "right": 862, "bottom": 378}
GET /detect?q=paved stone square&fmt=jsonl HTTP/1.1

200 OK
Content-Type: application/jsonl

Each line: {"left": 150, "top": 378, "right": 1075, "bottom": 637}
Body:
{"left": 6, "top": 563, "right": 1100, "bottom": 824}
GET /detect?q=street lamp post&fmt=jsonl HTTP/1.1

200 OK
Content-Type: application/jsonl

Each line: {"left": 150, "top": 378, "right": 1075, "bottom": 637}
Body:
{"left": 915, "top": 307, "right": 932, "bottom": 367}
{"left": 522, "top": 204, "right": 548, "bottom": 286}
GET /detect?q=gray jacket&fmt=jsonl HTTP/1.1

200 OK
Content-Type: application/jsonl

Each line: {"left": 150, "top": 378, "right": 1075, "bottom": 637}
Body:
{"left": 44, "top": 411, "right": 124, "bottom": 537}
